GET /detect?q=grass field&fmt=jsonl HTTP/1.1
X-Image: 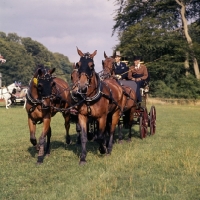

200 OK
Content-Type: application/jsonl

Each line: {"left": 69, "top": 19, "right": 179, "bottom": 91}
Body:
{"left": 0, "top": 103, "right": 200, "bottom": 200}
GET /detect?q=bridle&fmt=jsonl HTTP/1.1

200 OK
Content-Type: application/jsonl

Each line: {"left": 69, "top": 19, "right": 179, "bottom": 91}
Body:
{"left": 26, "top": 68, "right": 55, "bottom": 111}
{"left": 76, "top": 54, "right": 95, "bottom": 95}
{"left": 102, "top": 57, "right": 115, "bottom": 77}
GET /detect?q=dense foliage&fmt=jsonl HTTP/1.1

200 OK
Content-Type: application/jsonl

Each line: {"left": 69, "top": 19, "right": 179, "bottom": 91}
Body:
{"left": 112, "top": 0, "right": 200, "bottom": 99}
{"left": 0, "top": 32, "right": 73, "bottom": 86}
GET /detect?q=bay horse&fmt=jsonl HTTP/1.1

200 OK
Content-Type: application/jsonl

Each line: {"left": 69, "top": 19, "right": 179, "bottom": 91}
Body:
{"left": 71, "top": 48, "right": 126, "bottom": 165}
{"left": 102, "top": 52, "right": 137, "bottom": 142}
{"left": 26, "top": 65, "right": 72, "bottom": 164}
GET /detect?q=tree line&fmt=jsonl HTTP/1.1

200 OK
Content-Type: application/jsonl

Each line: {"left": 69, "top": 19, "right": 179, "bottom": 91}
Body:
{"left": 111, "top": 0, "right": 200, "bottom": 99}
{"left": 0, "top": 32, "right": 73, "bottom": 87}
{"left": 1, "top": 0, "right": 200, "bottom": 100}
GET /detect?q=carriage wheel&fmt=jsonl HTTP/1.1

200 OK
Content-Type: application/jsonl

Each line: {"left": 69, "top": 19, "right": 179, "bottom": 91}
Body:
{"left": 149, "top": 106, "right": 156, "bottom": 135}
{"left": 139, "top": 107, "right": 148, "bottom": 139}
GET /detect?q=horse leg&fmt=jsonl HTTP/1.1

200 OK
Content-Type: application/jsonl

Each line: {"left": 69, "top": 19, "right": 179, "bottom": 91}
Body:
{"left": 23, "top": 98, "right": 27, "bottom": 109}
{"left": 127, "top": 107, "right": 136, "bottom": 142}
{"left": 127, "top": 124, "right": 132, "bottom": 142}
{"left": 97, "top": 116, "right": 107, "bottom": 154}
{"left": 78, "top": 114, "right": 88, "bottom": 165}
{"left": 6, "top": 99, "right": 11, "bottom": 109}
{"left": 107, "top": 112, "right": 121, "bottom": 155}
{"left": 45, "top": 126, "right": 51, "bottom": 155}
{"left": 76, "top": 122, "right": 81, "bottom": 145}
{"left": 63, "top": 113, "right": 71, "bottom": 146}
{"left": 28, "top": 117, "right": 38, "bottom": 149}
{"left": 118, "top": 120, "right": 123, "bottom": 143}
{"left": 127, "top": 116, "right": 133, "bottom": 142}
{"left": 37, "top": 118, "right": 51, "bottom": 164}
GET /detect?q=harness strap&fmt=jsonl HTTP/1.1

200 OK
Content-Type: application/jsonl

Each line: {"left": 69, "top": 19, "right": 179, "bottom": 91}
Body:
{"left": 101, "top": 81, "right": 122, "bottom": 113}
{"left": 122, "top": 86, "right": 137, "bottom": 109}
{"left": 85, "top": 73, "right": 102, "bottom": 102}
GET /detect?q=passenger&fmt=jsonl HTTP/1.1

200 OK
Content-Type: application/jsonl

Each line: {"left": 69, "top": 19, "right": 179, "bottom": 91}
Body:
{"left": 128, "top": 56, "right": 149, "bottom": 103}
{"left": 113, "top": 51, "right": 129, "bottom": 80}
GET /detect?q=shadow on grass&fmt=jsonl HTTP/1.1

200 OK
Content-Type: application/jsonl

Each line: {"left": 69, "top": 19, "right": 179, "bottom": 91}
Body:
{"left": 27, "top": 127, "right": 141, "bottom": 159}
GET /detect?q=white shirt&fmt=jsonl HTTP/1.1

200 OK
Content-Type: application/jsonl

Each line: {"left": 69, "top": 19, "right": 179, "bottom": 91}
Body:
{"left": 135, "top": 63, "right": 140, "bottom": 69}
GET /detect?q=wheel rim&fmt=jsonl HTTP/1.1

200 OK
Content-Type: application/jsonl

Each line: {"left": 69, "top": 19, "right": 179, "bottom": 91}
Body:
{"left": 150, "top": 106, "right": 156, "bottom": 135}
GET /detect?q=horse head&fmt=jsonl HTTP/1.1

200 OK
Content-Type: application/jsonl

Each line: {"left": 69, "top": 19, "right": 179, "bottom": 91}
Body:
{"left": 29, "top": 65, "right": 56, "bottom": 107}
{"left": 7, "top": 83, "right": 21, "bottom": 93}
{"left": 102, "top": 52, "right": 115, "bottom": 76}
{"left": 73, "top": 47, "right": 97, "bottom": 96}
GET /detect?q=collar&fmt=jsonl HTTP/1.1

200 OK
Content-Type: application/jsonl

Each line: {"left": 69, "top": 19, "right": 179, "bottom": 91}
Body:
{"left": 135, "top": 63, "right": 140, "bottom": 69}
{"left": 116, "top": 62, "right": 120, "bottom": 66}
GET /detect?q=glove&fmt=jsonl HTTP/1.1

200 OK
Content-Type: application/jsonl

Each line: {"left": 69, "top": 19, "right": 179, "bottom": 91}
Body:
{"left": 116, "top": 75, "right": 122, "bottom": 79}
{"left": 135, "top": 78, "right": 142, "bottom": 82}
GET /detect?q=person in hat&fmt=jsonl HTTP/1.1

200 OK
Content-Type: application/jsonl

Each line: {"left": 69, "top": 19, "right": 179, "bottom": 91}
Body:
{"left": 128, "top": 56, "right": 149, "bottom": 102}
{"left": 113, "top": 51, "right": 129, "bottom": 80}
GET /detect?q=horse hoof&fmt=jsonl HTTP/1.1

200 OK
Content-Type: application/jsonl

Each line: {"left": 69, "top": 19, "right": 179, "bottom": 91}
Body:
{"left": 36, "top": 162, "right": 43, "bottom": 165}
{"left": 79, "top": 160, "right": 87, "bottom": 165}
{"left": 87, "top": 132, "right": 94, "bottom": 141}
{"left": 127, "top": 138, "right": 131, "bottom": 142}
{"left": 66, "top": 139, "right": 72, "bottom": 145}
{"left": 99, "top": 146, "right": 107, "bottom": 154}
{"left": 118, "top": 139, "right": 123, "bottom": 144}
{"left": 76, "top": 139, "right": 81, "bottom": 145}
{"left": 65, "top": 144, "right": 68, "bottom": 150}
{"left": 35, "top": 145, "right": 40, "bottom": 151}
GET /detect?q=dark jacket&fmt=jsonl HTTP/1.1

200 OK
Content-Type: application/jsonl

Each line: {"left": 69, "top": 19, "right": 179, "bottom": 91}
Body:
{"left": 114, "top": 62, "right": 129, "bottom": 79}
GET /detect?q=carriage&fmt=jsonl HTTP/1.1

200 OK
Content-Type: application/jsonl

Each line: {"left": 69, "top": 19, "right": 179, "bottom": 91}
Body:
{"left": 26, "top": 49, "right": 156, "bottom": 164}
{"left": 14, "top": 87, "right": 28, "bottom": 106}
{"left": 131, "top": 84, "right": 156, "bottom": 139}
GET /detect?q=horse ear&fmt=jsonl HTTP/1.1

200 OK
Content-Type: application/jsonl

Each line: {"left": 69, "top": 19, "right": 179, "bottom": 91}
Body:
{"left": 50, "top": 68, "right": 56, "bottom": 74}
{"left": 77, "top": 47, "right": 84, "bottom": 57}
{"left": 76, "top": 62, "right": 80, "bottom": 68}
{"left": 104, "top": 51, "right": 108, "bottom": 58}
{"left": 102, "top": 60, "right": 104, "bottom": 66}
{"left": 90, "top": 50, "right": 97, "bottom": 58}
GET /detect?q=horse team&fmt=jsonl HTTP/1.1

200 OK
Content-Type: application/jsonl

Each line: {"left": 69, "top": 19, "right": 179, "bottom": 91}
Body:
{"left": 25, "top": 48, "right": 138, "bottom": 165}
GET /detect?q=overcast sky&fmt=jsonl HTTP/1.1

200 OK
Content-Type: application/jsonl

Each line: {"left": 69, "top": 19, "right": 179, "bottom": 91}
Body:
{"left": 0, "top": 0, "right": 119, "bottom": 72}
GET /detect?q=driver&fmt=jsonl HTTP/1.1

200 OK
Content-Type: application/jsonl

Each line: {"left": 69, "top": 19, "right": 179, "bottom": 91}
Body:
{"left": 113, "top": 51, "right": 129, "bottom": 80}
{"left": 128, "top": 56, "right": 148, "bottom": 103}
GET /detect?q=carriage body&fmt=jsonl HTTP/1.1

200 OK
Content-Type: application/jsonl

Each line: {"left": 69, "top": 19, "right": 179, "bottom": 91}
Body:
{"left": 14, "top": 87, "right": 28, "bottom": 105}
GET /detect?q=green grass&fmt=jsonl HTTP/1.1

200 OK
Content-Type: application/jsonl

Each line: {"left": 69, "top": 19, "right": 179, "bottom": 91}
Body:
{"left": 0, "top": 103, "right": 200, "bottom": 200}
